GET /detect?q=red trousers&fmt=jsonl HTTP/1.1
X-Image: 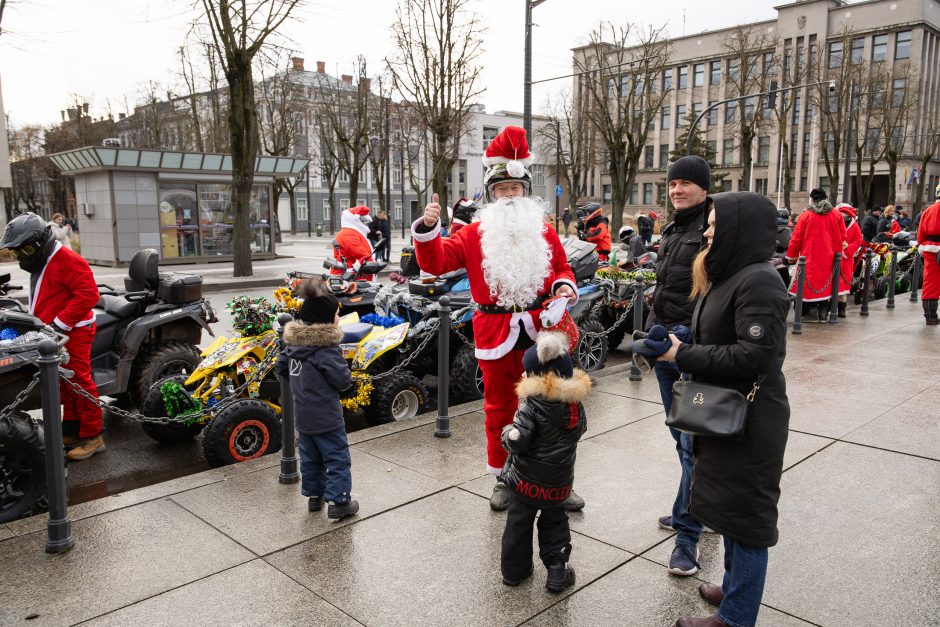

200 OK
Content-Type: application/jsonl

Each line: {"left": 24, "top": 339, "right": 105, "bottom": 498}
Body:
{"left": 61, "top": 324, "right": 102, "bottom": 438}
{"left": 478, "top": 350, "right": 525, "bottom": 474}
{"left": 923, "top": 253, "right": 940, "bottom": 300}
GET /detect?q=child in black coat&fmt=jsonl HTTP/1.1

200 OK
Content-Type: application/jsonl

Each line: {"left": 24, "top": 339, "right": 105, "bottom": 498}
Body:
{"left": 276, "top": 279, "right": 358, "bottom": 520}
{"left": 500, "top": 331, "right": 590, "bottom": 592}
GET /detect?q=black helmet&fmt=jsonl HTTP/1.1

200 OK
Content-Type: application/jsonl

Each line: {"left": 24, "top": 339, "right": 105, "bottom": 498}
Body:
{"left": 776, "top": 208, "right": 790, "bottom": 221}
{"left": 1, "top": 212, "right": 53, "bottom": 272}
{"left": 451, "top": 198, "right": 482, "bottom": 224}
{"left": 578, "top": 202, "right": 602, "bottom": 214}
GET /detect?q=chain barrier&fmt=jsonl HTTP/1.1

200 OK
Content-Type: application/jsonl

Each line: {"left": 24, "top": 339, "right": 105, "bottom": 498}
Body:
{"left": 0, "top": 371, "right": 40, "bottom": 423}
{"left": 579, "top": 304, "right": 635, "bottom": 339}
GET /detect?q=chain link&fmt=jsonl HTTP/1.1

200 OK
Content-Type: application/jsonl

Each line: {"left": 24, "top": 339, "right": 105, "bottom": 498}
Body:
{"left": 579, "top": 304, "right": 635, "bottom": 339}
{"left": 369, "top": 319, "right": 441, "bottom": 381}
{"left": 0, "top": 372, "right": 40, "bottom": 423}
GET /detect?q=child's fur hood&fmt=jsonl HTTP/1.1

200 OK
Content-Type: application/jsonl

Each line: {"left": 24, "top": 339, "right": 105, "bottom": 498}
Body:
{"left": 515, "top": 369, "right": 592, "bottom": 403}
{"left": 282, "top": 320, "right": 344, "bottom": 347}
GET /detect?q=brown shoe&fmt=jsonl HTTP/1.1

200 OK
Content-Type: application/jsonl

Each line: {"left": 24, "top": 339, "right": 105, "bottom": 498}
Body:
{"left": 675, "top": 616, "right": 726, "bottom": 627}
{"left": 66, "top": 435, "right": 105, "bottom": 461}
{"left": 698, "top": 582, "right": 724, "bottom": 608}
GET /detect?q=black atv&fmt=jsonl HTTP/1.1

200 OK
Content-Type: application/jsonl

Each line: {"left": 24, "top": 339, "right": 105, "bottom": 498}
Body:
{"left": 307, "top": 240, "right": 388, "bottom": 319}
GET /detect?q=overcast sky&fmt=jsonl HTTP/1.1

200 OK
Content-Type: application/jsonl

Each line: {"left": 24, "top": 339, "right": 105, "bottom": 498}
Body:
{"left": 1, "top": 0, "right": 786, "bottom": 129}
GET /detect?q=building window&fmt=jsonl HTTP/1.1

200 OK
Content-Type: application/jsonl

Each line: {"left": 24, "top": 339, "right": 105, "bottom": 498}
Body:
{"left": 620, "top": 75, "right": 630, "bottom": 97}
{"left": 851, "top": 38, "right": 865, "bottom": 64}
{"left": 644, "top": 145, "right": 654, "bottom": 169}
{"left": 297, "top": 197, "right": 308, "bottom": 221}
{"left": 755, "top": 178, "right": 768, "bottom": 196}
{"left": 865, "top": 127, "right": 881, "bottom": 155}
{"left": 602, "top": 184, "right": 612, "bottom": 203}
{"left": 829, "top": 41, "right": 843, "bottom": 68}
{"left": 706, "top": 140, "right": 717, "bottom": 162}
{"left": 676, "top": 104, "right": 687, "bottom": 125}
{"left": 723, "top": 139, "right": 735, "bottom": 165}
{"left": 643, "top": 183, "right": 653, "bottom": 205}
{"left": 744, "top": 97, "right": 755, "bottom": 121}
{"left": 710, "top": 61, "right": 721, "bottom": 85}
{"left": 792, "top": 93, "right": 801, "bottom": 123}
{"left": 802, "top": 132, "right": 810, "bottom": 164}
{"left": 721, "top": 179, "right": 733, "bottom": 192}
{"left": 659, "top": 144, "right": 669, "bottom": 169}
{"left": 725, "top": 100, "right": 737, "bottom": 124}
{"left": 819, "top": 177, "right": 830, "bottom": 196}
{"left": 872, "top": 34, "right": 888, "bottom": 62}
{"left": 483, "top": 126, "right": 499, "bottom": 150}
{"left": 758, "top": 136, "right": 771, "bottom": 164}
{"left": 707, "top": 101, "right": 718, "bottom": 126}
{"left": 339, "top": 169, "right": 349, "bottom": 183}
{"left": 693, "top": 63, "right": 705, "bottom": 87}
{"left": 394, "top": 200, "right": 402, "bottom": 221}
{"left": 340, "top": 198, "right": 350, "bottom": 212}
{"left": 661, "top": 107, "right": 671, "bottom": 130}
{"left": 678, "top": 65, "right": 688, "bottom": 89}
{"left": 323, "top": 199, "right": 331, "bottom": 222}
{"left": 892, "top": 78, "right": 906, "bottom": 107}
{"left": 799, "top": 176, "right": 807, "bottom": 192}
{"left": 693, "top": 102, "right": 703, "bottom": 120}
{"left": 662, "top": 68, "right": 673, "bottom": 91}
{"left": 728, "top": 58, "right": 740, "bottom": 81}
{"left": 895, "top": 30, "right": 912, "bottom": 60}
{"left": 629, "top": 183, "right": 638, "bottom": 204}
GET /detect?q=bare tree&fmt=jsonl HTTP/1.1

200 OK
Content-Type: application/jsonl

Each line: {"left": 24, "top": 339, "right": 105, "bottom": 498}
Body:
{"left": 538, "top": 88, "right": 597, "bottom": 210}
{"left": 574, "top": 22, "right": 670, "bottom": 233}
{"left": 366, "top": 78, "right": 392, "bottom": 215}
{"left": 179, "top": 46, "right": 206, "bottom": 152}
{"left": 6, "top": 122, "right": 52, "bottom": 217}
{"left": 394, "top": 101, "right": 433, "bottom": 215}
{"left": 199, "top": 0, "right": 302, "bottom": 276}
{"left": 387, "top": 0, "right": 484, "bottom": 210}
{"left": 911, "top": 119, "right": 940, "bottom": 217}
{"left": 315, "top": 111, "right": 342, "bottom": 234}
{"left": 880, "top": 63, "right": 916, "bottom": 207}
{"left": 771, "top": 37, "right": 808, "bottom": 211}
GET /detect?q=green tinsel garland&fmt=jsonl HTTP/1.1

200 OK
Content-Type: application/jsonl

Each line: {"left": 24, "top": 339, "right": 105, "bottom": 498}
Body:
{"left": 160, "top": 380, "right": 204, "bottom": 425}
{"left": 227, "top": 295, "right": 275, "bottom": 337}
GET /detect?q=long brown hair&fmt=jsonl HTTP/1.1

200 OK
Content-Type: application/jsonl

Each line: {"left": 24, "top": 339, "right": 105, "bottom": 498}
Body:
{"left": 690, "top": 248, "right": 710, "bottom": 300}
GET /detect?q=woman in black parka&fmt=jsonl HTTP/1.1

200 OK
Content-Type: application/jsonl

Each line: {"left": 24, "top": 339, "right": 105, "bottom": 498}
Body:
{"left": 660, "top": 191, "right": 790, "bottom": 627}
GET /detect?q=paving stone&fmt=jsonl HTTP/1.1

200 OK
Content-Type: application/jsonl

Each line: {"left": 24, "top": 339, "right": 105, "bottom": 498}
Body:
{"left": 266, "top": 488, "right": 630, "bottom": 627}
{"left": 0, "top": 524, "right": 13, "bottom": 541}
{"left": 85, "top": 559, "right": 362, "bottom": 626}
{"left": 0, "top": 499, "right": 253, "bottom": 626}
{"left": 786, "top": 363, "right": 932, "bottom": 408}
{"left": 170, "top": 449, "right": 446, "bottom": 555}
{"left": 763, "top": 443, "right": 940, "bottom": 625}
{"left": 524, "top": 556, "right": 811, "bottom": 627}
{"left": 346, "top": 400, "right": 483, "bottom": 446}
{"left": 591, "top": 372, "right": 663, "bottom": 404}
{"left": 900, "top": 383, "right": 940, "bottom": 413}
{"left": 843, "top": 406, "right": 940, "bottom": 460}
{"left": 785, "top": 375, "right": 896, "bottom": 439}
{"left": 352, "top": 411, "right": 490, "bottom": 485}
{"left": 580, "top": 390, "right": 662, "bottom": 439}
{"left": 780, "top": 431, "right": 834, "bottom": 470}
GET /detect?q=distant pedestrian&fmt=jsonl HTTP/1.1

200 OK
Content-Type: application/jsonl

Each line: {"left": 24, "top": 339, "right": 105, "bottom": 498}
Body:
{"left": 276, "top": 278, "right": 359, "bottom": 520}
{"left": 877, "top": 205, "right": 897, "bottom": 240}
{"left": 561, "top": 208, "right": 572, "bottom": 235}
{"left": 49, "top": 213, "right": 73, "bottom": 251}
{"left": 860, "top": 206, "right": 882, "bottom": 242}
{"left": 786, "top": 188, "right": 847, "bottom": 322}
{"left": 375, "top": 209, "right": 391, "bottom": 262}
{"left": 896, "top": 207, "right": 911, "bottom": 230}
{"left": 636, "top": 211, "right": 654, "bottom": 245}
{"left": 500, "top": 331, "right": 588, "bottom": 593}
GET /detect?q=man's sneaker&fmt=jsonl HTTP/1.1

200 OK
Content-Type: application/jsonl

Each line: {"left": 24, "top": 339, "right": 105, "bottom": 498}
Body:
{"left": 490, "top": 479, "right": 511, "bottom": 511}
{"left": 668, "top": 544, "right": 700, "bottom": 576}
{"left": 658, "top": 515, "right": 675, "bottom": 531}
{"left": 502, "top": 564, "right": 533, "bottom": 587}
{"left": 562, "top": 490, "right": 585, "bottom": 512}
{"left": 308, "top": 497, "right": 323, "bottom": 512}
{"left": 66, "top": 435, "right": 105, "bottom": 461}
{"left": 545, "top": 563, "right": 576, "bottom": 593}
{"left": 327, "top": 500, "right": 359, "bottom": 520}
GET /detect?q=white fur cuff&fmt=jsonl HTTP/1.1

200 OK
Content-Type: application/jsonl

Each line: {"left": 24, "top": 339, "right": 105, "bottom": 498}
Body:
{"left": 552, "top": 279, "right": 579, "bottom": 304}
{"left": 411, "top": 217, "right": 441, "bottom": 242}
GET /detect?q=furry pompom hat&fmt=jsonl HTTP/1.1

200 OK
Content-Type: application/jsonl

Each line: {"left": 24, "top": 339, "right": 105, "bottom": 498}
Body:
{"left": 522, "top": 332, "right": 574, "bottom": 379}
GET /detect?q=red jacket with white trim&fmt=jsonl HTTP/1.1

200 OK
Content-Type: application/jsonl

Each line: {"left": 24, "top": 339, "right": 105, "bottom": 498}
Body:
{"left": 917, "top": 200, "right": 940, "bottom": 255}
{"left": 28, "top": 242, "right": 99, "bottom": 330}
{"left": 412, "top": 218, "right": 576, "bottom": 360}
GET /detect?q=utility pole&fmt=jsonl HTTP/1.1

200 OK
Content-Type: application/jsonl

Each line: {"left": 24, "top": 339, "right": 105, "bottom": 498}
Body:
{"left": 841, "top": 81, "right": 856, "bottom": 204}
{"left": 554, "top": 119, "right": 562, "bottom": 232}
{"left": 523, "top": 0, "right": 547, "bottom": 139}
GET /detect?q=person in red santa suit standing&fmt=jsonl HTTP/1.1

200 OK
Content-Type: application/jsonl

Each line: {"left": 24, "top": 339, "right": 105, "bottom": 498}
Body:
{"left": 0, "top": 213, "right": 104, "bottom": 460}
{"left": 916, "top": 182, "right": 940, "bottom": 325}
{"left": 412, "top": 126, "right": 584, "bottom": 512}
{"left": 333, "top": 205, "right": 376, "bottom": 281}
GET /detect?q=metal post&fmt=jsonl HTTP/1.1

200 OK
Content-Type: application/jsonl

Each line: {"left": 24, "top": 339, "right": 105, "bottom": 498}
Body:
{"left": 305, "top": 163, "right": 312, "bottom": 238}
{"left": 886, "top": 249, "right": 898, "bottom": 309}
{"left": 38, "top": 339, "right": 73, "bottom": 554}
{"left": 276, "top": 313, "right": 299, "bottom": 484}
{"left": 629, "top": 277, "right": 645, "bottom": 381}
{"left": 792, "top": 256, "right": 806, "bottom": 334}
{"left": 909, "top": 248, "right": 920, "bottom": 302}
{"left": 554, "top": 120, "right": 561, "bottom": 233}
{"left": 827, "top": 252, "right": 840, "bottom": 324}
{"left": 435, "top": 296, "right": 451, "bottom": 438}
{"left": 860, "top": 250, "right": 873, "bottom": 316}
{"left": 841, "top": 82, "right": 855, "bottom": 204}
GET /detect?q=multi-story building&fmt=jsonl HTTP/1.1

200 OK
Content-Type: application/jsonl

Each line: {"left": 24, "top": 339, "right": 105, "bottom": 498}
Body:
{"left": 574, "top": 0, "right": 940, "bottom": 217}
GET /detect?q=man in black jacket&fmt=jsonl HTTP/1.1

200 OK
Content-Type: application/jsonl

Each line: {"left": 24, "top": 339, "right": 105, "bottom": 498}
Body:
{"left": 651, "top": 155, "right": 710, "bottom": 577}
{"left": 860, "top": 206, "right": 881, "bottom": 242}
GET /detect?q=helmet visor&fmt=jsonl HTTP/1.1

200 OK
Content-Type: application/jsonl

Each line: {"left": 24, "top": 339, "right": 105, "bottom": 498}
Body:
{"left": 9, "top": 243, "right": 40, "bottom": 258}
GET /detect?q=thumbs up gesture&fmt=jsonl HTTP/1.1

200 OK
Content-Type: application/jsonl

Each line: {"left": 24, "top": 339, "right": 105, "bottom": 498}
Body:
{"left": 424, "top": 193, "right": 441, "bottom": 228}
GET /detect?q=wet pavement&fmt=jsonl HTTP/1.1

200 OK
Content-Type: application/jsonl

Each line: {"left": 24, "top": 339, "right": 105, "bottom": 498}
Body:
{"left": 1, "top": 297, "right": 937, "bottom": 625}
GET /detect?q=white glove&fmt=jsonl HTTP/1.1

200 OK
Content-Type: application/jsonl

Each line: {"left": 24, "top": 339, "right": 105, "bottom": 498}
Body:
{"left": 540, "top": 297, "right": 568, "bottom": 327}
{"left": 352, "top": 260, "right": 362, "bottom": 272}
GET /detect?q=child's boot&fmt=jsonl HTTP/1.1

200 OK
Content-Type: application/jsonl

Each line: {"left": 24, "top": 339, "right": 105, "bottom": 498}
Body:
{"left": 328, "top": 499, "right": 360, "bottom": 520}
{"left": 545, "top": 561, "right": 576, "bottom": 593}
{"left": 308, "top": 497, "right": 323, "bottom": 512}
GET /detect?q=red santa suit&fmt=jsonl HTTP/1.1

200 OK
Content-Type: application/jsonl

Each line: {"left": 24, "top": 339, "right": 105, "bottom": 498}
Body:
{"left": 836, "top": 204, "right": 864, "bottom": 294}
{"left": 787, "top": 203, "right": 847, "bottom": 301}
{"left": 29, "top": 242, "right": 102, "bottom": 437}
{"left": 333, "top": 206, "right": 375, "bottom": 280}
{"left": 412, "top": 218, "right": 576, "bottom": 473}
{"left": 917, "top": 198, "right": 940, "bottom": 301}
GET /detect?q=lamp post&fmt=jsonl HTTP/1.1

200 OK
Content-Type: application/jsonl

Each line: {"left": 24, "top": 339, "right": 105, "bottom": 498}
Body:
{"left": 841, "top": 81, "right": 856, "bottom": 204}
{"left": 523, "top": 0, "right": 548, "bottom": 139}
{"left": 554, "top": 119, "right": 562, "bottom": 232}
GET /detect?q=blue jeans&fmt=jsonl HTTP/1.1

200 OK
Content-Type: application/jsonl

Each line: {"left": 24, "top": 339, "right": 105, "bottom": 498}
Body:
{"left": 298, "top": 428, "right": 352, "bottom": 504}
{"left": 718, "top": 536, "right": 769, "bottom": 627}
{"left": 654, "top": 360, "right": 702, "bottom": 549}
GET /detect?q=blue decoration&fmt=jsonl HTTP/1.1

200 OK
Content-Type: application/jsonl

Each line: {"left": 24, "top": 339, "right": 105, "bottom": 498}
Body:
{"left": 0, "top": 327, "right": 20, "bottom": 341}
{"left": 361, "top": 313, "right": 405, "bottom": 328}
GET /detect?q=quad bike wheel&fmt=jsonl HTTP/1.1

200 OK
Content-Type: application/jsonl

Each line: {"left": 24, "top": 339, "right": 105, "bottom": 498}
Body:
{"left": 873, "top": 276, "right": 890, "bottom": 300}
{"left": 368, "top": 373, "right": 429, "bottom": 426}
{"left": 575, "top": 316, "right": 608, "bottom": 373}
{"left": 450, "top": 344, "right": 483, "bottom": 402}
{"left": 0, "top": 411, "right": 47, "bottom": 523}
{"left": 130, "top": 341, "right": 202, "bottom": 408}
{"left": 200, "top": 399, "right": 282, "bottom": 468}
{"left": 140, "top": 374, "right": 205, "bottom": 444}
{"left": 897, "top": 271, "right": 912, "bottom": 294}
{"left": 599, "top": 305, "right": 632, "bottom": 350}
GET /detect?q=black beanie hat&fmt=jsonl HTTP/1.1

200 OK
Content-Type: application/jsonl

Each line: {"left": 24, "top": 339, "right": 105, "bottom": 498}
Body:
{"left": 667, "top": 155, "right": 711, "bottom": 193}
{"left": 298, "top": 279, "right": 339, "bottom": 324}
{"left": 522, "top": 332, "right": 574, "bottom": 379}
{"left": 809, "top": 188, "right": 828, "bottom": 202}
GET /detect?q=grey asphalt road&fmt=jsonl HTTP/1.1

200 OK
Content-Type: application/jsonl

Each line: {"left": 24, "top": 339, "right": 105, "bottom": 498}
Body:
{"left": 65, "top": 284, "right": 633, "bottom": 505}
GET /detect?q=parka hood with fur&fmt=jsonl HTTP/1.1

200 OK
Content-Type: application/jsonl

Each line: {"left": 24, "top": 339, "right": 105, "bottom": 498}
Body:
{"left": 282, "top": 321, "right": 344, "bottom": 347}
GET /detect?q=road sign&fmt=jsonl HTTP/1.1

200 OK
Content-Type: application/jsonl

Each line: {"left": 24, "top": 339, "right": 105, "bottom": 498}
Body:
{"left": 555, "top": 185, "right": 564, "bottom": 197}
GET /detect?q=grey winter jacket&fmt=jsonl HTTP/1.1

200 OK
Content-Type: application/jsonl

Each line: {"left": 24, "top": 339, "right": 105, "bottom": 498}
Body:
{"left": 275, "top": 321, "right": 352, "bottom": 434}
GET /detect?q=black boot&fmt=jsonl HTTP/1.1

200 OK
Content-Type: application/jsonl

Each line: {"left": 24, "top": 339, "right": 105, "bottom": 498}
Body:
{"left": 562, "top": 490, "right": 585, "bottom": 512}
{"left": 327, "top": 499, "right": 359, "bottom": 520}
{"left": 837, "top": 301, "right": 847, "bottom": 318}
{"left": 308, "top": 497, "right": 323, "bottom": 512}
{"left": 801, "top": 304, "right": 817, "bottom": 322}
{"left": 925, "top": 299, "right": 939, "bottom": 326}
{"left": 490, "top": 478, "right": 511, "bottom": 511}
{"left": 545, "top": 562, "right": 576, "bottom": 593}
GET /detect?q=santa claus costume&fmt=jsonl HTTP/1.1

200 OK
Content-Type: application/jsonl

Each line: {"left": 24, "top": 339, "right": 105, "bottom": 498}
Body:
{"left": 786, "top": 190, "right": 847, "bottom": 320}
{"left": 412, "top": 126, "right": 583, "bottom": 511}
{"left": 333, "top": 205, "right": 375, "bottom": 280}
{"left": 916, "top": 183, "right": 940, "bottom": 325}
{"left": 836, "top": 203, "right": 864, "bottom": 318}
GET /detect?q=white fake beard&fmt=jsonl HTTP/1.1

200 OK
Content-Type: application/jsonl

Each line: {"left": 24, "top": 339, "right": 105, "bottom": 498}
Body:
{"left": 479, "top": 196, "right": 552, "bottom": 308}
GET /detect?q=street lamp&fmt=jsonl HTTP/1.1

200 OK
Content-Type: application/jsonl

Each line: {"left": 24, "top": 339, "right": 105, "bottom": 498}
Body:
{"left": 524, "top": 0, "right": 548, "bottom": 139}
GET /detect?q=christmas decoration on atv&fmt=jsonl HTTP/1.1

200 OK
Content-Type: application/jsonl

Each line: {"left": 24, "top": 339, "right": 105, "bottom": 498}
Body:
{"left": 227, "top": 296, "right": 275, "bottom": 336}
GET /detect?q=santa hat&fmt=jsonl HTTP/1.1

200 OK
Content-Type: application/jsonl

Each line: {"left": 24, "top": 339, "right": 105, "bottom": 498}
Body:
{"left": 482, "top": 126, "right": 533, "bottom": 168}
{"left": 835, "top": 203, "right": 857, "bottom": 218}
{"left": 347, "top": 205, "right": 371, "bottom": 216}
